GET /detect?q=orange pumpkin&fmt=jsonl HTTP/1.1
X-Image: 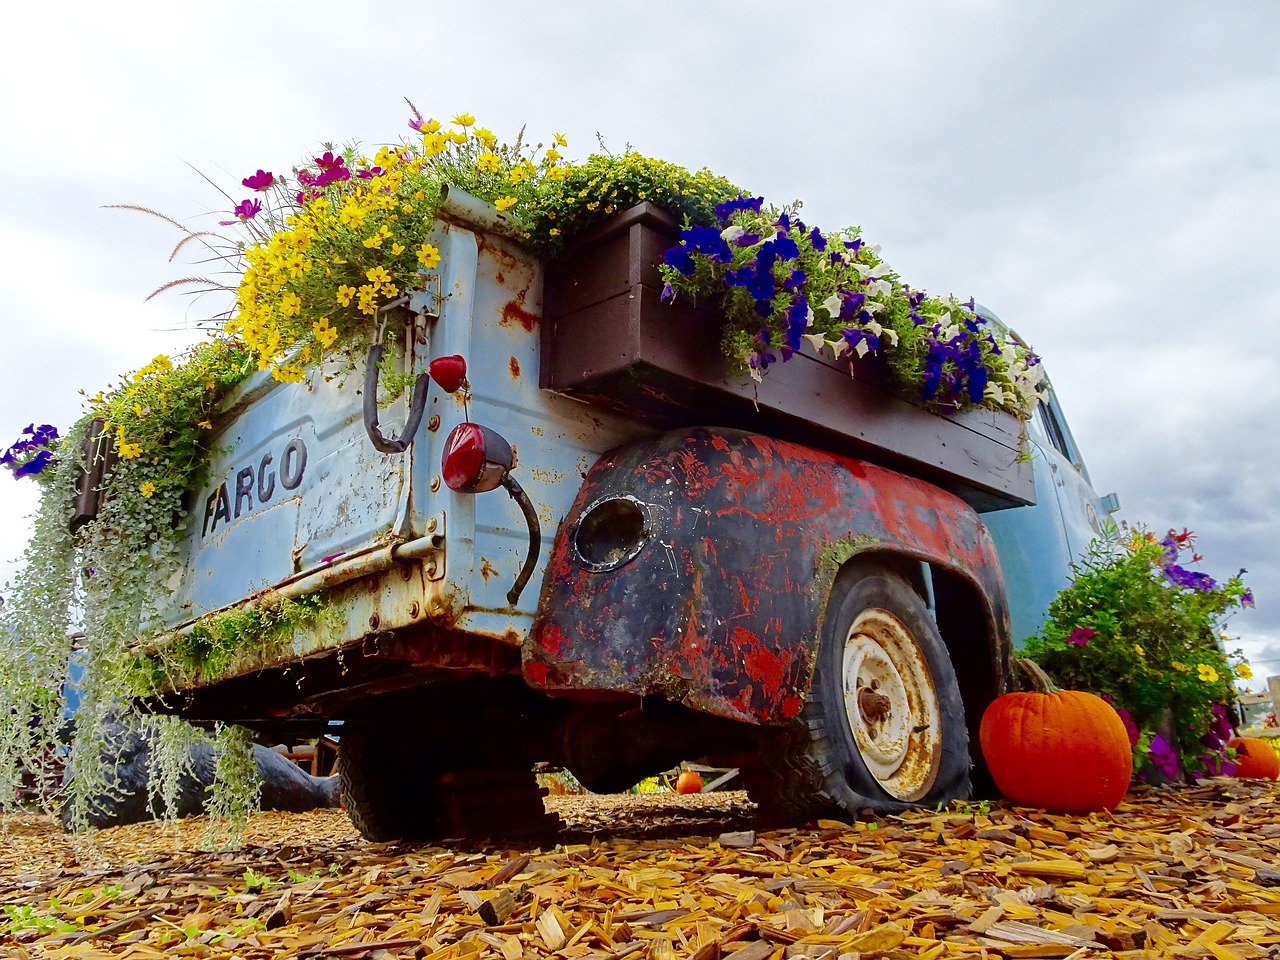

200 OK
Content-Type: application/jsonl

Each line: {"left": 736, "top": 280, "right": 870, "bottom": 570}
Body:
{"left": 980, "top": 660, "right": 1133, "bottom": 813}
{"left": 675, "top": 770, "right": 703, "bottom": 794}
{"left": 1228, "top": 737, "right": 1280, "bottom": 780}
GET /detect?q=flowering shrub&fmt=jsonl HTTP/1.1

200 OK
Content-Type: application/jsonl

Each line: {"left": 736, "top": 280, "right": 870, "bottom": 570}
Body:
{"left": 1022, "top": 522, "right": 1255, "bottom": 782}
{"left": 658, "top": 197, "right": 1045, "bottom": 416}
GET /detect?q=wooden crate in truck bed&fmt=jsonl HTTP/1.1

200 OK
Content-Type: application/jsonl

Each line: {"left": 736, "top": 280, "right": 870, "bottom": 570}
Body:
{"left": 541, "top": 203, "right": 1034, "bottom": 513}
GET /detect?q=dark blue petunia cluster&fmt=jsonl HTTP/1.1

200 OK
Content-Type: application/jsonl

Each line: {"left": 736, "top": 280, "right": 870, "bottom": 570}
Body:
{"left": 2, "top": 423, "right": 60, "bottom": 479}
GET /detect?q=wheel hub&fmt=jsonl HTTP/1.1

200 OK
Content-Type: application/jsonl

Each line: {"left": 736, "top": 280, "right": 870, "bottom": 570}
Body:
{"left": 840, "top": 607, "right": 942, "bottom": 801}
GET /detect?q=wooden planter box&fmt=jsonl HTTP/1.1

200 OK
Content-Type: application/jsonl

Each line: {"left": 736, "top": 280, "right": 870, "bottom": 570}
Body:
{"left": 542, "top": 204, "right": 1034, "bottom": 513}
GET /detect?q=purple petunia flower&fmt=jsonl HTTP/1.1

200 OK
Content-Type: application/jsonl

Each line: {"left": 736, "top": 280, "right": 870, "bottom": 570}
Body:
{"left": 808, "top": 227, "right": 827, "bottom": 252}
{"left": 1241, "top": 588, "right": 1255, "bottom": 608}
{"left": 1067, "top": 627, "right": 1095, "bottom": 646}
{"left": 1148, "top": 735, "right": 1180, "bottom": 780}
{"left": 242, "top": 169, "right": 275, "bottom": 191}
{"left": 660, "top": 282, "right": 674, "bottom": 304}
{"left": 13, "top": 449, "right": 54, "bottom": 478}
{"left": 785, "top": 296, "right": 809, "bottom": 351}
{"left": 1162, "top": 563, "right": 1218, "bottom": 592}
{"left": 663, "top": 246, "right": 696, "bottom": 276}
{"left": 783, "top": 269, "right": 806, "bottom": 292}
{"left": 714, "top": 196, "right": 764, "bottom": 222}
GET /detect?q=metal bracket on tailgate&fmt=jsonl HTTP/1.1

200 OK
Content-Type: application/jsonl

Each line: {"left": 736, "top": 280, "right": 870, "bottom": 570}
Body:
{"left": 393, "top": 511, "right": 446, "bottom": 581}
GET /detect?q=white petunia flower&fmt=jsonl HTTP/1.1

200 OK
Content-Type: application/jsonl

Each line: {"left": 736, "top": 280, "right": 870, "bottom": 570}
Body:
{"left": 821, "top": 292, "right": 842, "bottom": 319}
{"left": 721, "top": 225, "right": 745, "bottom": 243}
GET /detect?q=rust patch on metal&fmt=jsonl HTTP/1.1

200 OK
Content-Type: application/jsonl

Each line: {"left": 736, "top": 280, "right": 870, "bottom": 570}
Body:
{"left": 479, "top": 557, "right": 499, "bottom": 583}
{"left": 509, "top": 356, "right": 521, "bottom": 379}
{"left": 500, "top": 284, "right": 539, "bottom": 332}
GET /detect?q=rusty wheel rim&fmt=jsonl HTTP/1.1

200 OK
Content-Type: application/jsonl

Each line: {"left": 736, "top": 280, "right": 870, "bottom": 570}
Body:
{"left": 840, "top": 607, "right": 942, "bottom": 801}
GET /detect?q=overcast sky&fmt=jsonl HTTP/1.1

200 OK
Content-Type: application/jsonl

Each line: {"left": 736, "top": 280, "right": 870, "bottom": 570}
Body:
{"left": 2, "top": 1, "right": 1277, "bottom": 688}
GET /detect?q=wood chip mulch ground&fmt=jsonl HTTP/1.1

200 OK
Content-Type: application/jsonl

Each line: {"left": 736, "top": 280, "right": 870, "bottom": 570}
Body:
{"left": 3, "top": 780, "right": 1279, "bottom": 960}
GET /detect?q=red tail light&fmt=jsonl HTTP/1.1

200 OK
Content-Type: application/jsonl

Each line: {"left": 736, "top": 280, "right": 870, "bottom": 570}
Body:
{"left": 442, "top": 422, "right": 513, "bottom": 493}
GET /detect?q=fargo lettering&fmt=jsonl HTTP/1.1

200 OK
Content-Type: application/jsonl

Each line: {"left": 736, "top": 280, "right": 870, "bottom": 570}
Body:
{"left": 203, "top": 438, "right": 308, "bottom": 537}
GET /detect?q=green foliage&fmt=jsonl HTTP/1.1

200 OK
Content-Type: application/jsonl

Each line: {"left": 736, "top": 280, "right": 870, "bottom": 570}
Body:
{"left": 242, "top": 868, "right": 274, "bottom": 893}
{"left": 1023, "top": 522, "right": 1253, "bottom": 779}
{"left": 518, "top": 150, "right": 742, "bottom": 256}
{"left": 163, "top": 593, "right": 327, "bottom": 685}
{"left": 3, "top": 904, "right": 79, "bottom": 936}
{"left": 202, "top": 723, "right": 263, "bottom": 849}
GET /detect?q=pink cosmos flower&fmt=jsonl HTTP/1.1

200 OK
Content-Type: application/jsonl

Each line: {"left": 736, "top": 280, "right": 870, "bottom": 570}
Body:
{"left": 314, "top": 151, "right": 344, "bottom": 171}
{"left": 242, "top": 169, "right": 275, "bottom": 191}
{"left": 219, "top": 198, "right": 262, "bottom": 225}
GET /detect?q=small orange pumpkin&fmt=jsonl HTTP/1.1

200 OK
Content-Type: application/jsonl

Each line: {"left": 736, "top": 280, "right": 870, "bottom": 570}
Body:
{"left": 1228, "top": 737, "right": 1280, "bottom": 780}
{"left": 675, "top": 770, "right": 703, "bottom": 794}
{"left": 980, "top": 660, "right": 1133, "bottom": 813}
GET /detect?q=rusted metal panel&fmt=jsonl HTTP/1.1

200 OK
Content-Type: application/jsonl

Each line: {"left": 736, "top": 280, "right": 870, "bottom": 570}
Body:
{"left": 543, "top": 204, "right": 1034, "bottom": 513}
{"left": 525, "top": 426, "right": 1010, "bottom": 725}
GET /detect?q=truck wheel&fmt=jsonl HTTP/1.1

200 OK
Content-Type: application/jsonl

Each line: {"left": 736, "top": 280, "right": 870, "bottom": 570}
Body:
{"left": 337, "top": 733, "right": 436, "bottom": 842}
{"left": 751, "top": 565, "right": 970, "bottom": 822}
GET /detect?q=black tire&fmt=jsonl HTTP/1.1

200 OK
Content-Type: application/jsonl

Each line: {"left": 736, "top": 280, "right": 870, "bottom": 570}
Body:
{"left": 337, "top": 733, "right": 437, "bottom": 842}
{"left": 750, "top": 564, "right": 970, "bottom": 823}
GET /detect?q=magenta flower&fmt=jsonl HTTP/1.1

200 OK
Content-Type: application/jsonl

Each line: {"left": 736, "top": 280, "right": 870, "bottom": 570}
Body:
{"left": 316, "top": 166, "right": 351, "bottom": 187}
{"left": 314, "top": 151, "right": 344, "bottom": 171}
{"left": 1066, "top": 627, "right": 1096, "bottom": 646}
{"left": 1148, "top": 735, "right": 1180, "bottom": 780}
{"left": 241, "top": 169, "right": 275, "bottom": 191}
{"left": 218, "top": 198, "right": 262, "bottom": 226}
{"left": 1112, "top": 705, "right": 1140, "bottom": 746}
{"left": 356, "top": 166, "right": 384, "bottom": 180}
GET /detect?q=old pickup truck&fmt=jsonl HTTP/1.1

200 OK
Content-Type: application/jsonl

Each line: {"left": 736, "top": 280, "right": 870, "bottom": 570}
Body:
{"left": 118, "top": 189, "right": 1111, "bottom": 841}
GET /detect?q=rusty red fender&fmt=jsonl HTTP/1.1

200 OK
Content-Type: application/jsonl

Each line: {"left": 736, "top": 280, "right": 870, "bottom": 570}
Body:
{"left": 525, "top": 427, "right": 1012, "bottom": 724}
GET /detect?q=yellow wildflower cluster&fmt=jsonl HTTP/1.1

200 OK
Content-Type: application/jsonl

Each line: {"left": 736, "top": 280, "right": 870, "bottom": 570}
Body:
{"left": 224, "top": 114, "right": 569, "bottom": 382}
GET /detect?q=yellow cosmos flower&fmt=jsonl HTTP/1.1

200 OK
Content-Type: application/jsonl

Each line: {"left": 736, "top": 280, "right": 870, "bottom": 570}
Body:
{"left": 312, "top": 318, "right": 338, "bottom": 349}
{"left": 545, "top": 148, "right": 562, "bottom": 163}
{"left": 116, "top": 439, "right": 142, "bottom": 459}
{"left": 1196, "top": 664, "right": 1219, "bottom": 683}
{"left": 451, "top": 112, "right": 476, "bottom": 127}
{"left": 390, "top": 242, "right": 405, "bottom": 256}
{"left": 423, "top": 133, "right": 449, "bottom": 156}
{"left": 509, "top": 166, "right": 527, "bottom": 185}
{"left": 198, "top": 420, "right": 212, "bottom": 430}
{"left": 419, "top": 119, "right": 442, "bottom": 134}
{"left": 279, "top": 292, "right": 302, "bottom": 317}
{"left": 362, "top": 225, "right": 392, "bottom": 249}
{"left": 274, "top": 364, "right": 307, "bottom": 384}
{"left": 140, "top": 481, "right": 155, "bottom": 498}
{"left": 365, "top": 266, "right": 392, "bottom": 286}
{"left": 336, "top": 285, "right": 356, "bottom": 306}
{"left": 1237, "top": 663, "right": 1254, "bottom": 680}
{"left": 1133, "top": 643, "right": 1144, "bottom": 656}
{"left": 495, "top": 196, "right": 518, "bottom": 212}
{"left": 417, "top": 244, "right": 441, "bottom": 269}
{"left": 475, "top": 152, "right": 501, "bottom": 173}
{"left": 553, "top": 132, "right": 568, "bottom": 147}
